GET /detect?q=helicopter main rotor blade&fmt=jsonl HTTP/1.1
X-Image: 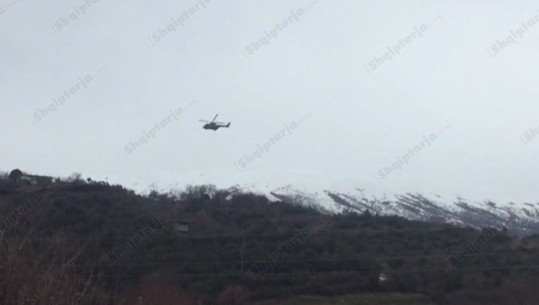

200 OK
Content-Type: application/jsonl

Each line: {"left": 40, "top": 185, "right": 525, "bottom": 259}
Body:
{"left": 211, "top": 114, "right": 218, "bottom": 122}
{"left": 199, "top": 120, "right": 210, "bottom": 122}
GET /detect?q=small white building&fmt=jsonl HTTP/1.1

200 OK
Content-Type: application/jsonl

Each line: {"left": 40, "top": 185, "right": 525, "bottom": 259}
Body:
{"left": 173, "top": 222, "right": 189, "bottom": 233}
{"left": 20, "top": 175, "right": 37, "bottom": 185}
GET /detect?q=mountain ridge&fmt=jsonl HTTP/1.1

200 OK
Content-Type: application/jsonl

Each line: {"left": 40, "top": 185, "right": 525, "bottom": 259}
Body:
{"left": 230, "top": 183, "right": 539, "bottom": 236}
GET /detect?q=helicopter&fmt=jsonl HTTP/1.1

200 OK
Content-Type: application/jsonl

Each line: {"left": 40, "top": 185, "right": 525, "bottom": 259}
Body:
{"left": 199, "top": 114, "right": 231, "bottom": 131}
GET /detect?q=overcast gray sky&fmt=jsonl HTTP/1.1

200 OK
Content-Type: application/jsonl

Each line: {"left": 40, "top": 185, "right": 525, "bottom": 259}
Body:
{"left": 2, "top": 0, "right": 539, "bottom": 203}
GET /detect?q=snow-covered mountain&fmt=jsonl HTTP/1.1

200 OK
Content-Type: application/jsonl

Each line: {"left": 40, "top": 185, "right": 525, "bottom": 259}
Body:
{"left": 229, "top": 183, "right": 539, "bottom": 236}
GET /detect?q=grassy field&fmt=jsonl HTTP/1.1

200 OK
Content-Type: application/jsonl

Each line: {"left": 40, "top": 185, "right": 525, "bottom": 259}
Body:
{"left": 253, "top": 293, "right": 435, "bottom": 305}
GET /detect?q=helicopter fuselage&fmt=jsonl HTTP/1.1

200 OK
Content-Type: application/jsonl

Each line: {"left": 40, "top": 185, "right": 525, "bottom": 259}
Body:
{"left": 203, "top": 122, "right": 230, "bottom": 130}
{"left": 200, "top": 114, "right": 230, "bottom": 131}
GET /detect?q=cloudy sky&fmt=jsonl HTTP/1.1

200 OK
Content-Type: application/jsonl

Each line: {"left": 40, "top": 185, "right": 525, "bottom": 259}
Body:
{"left": 1, "top": 0, "right": 539, "bottom": 203}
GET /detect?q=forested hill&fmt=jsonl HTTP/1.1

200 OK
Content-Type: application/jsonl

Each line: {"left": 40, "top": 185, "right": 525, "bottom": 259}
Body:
{"left": 0, "top": 173, "right": 538, "bottom": 305}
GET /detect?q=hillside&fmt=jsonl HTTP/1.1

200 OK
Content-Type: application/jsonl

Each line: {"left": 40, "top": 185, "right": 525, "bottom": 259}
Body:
{"left": 0, "top": 172, "right": 538, "bottom": 304}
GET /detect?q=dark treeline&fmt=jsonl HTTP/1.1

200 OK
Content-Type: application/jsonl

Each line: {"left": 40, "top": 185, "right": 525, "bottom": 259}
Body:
{"left": 0, "top": 171, "right": 538, "bottom": 304}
